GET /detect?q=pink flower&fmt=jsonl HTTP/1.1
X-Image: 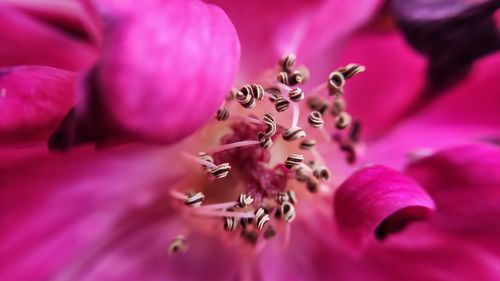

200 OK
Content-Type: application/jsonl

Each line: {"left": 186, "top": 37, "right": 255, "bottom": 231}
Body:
{"left": 1, "top": 0, "right": 500, "bottom": 280}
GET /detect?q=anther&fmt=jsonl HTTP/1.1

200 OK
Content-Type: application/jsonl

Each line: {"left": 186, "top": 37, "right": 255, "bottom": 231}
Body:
{"left": 235, "top": 91, "right": 256, "bottom": 109}
{"left": 237, "top": 193, "right": 255, "bottom": 208}
{"left": 307, "top": 111, "right": 324, "bottom": 128}
{"left": 216, "top": 106, "right": 229, "bottom": 121}
{"left": 168, "top": 235, "right": 188, "bottom": 256}
{"left": 184, "top": 192, "right": 205, "bottom": 207}
{"left": 330, "top": 97, "right": 346, "bottom": 116}
{"left": 328, "top": 71, "right": 345, "bottom": 95}
{"left": 349, "top": 121, "right": 361, "bottom": 143}
{"left": 224, "top": 216, "right": 239, "bottom": 231}
{"left": 198, "top": 152, "right": 214, "bottom": 169}
{"left": 287, "top": 190, "right": 298, "bottom": 204}
{"left": 263, "top": 113, "right": 277, "bottom": 137}
{"left": 282, "top": 127, "right": 306, "bottom": 142}
{"left": 338, "top": 63, "right": 365, "bottom": 79}
{"left": 209, "top": 163, "right": 231, "bottom": 179}
{"left": 277, "top": 71, "right": 290, "bottom": 85}
{"left": 274, "top": 96, "right": 290, "bottom": 112}
{"left": 251, "top": 84, "right": 265, "bottom": 100}
{"left": 258, "top": 133, "right": 273, "bottom": 149}
{"left": 285, "top": 153, "right": 304, "bottom": 169}
{"left": 255, "top": 207, "right": 270, "bottom": 230}
{"left": 266, "top": 87, "right": 281, "bottom": 102}
{"left": 288, "top": 88, "right": 304, "bottom": 102}
{"left": 306, "top": 178, "right": 318, "bottom": 193}
{"left": 289, "top": 70, "right": 304, "bottom": 86}
{"left": 307, "top": 97, "right": 329, "bottom": 114}
{"left": 295, "top": 168, "right": 308, "bottom": 182}
{"left": 279, "top": 53, "right": 296, "bottom": 71}
{"left": 313, "top": 165, "right": 331, "bottom": 181}
{"left": 280, "top": 201, "right": 296, "bottom": 222}
{"left": 335, "top": 111, "right": 352, "bottom": 129}
{"left": 263, "top": 226, "right": 276, "bottom": 239}
{"left": 299, "top": 139, "right": 316, "bottom": 150}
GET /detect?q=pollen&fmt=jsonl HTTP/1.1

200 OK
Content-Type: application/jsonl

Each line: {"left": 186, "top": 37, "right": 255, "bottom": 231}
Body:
{"left": 168, "top": 54, "right": 365, "bottom": 255}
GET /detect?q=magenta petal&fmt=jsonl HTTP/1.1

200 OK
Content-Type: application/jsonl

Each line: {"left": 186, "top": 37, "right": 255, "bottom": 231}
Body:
{"left": 50, "top": 0, "right": 240, "bottom": 150}
{"left": 334, "top": 165, "right": 435, "bottom": 253}
{"left": 337, "top": 31, "right": 427, "bottom": 140}
{"left": 209, "top": 0, "right": 382, "bottom": 80}
{"left": 0, "top": 66, "right": 75, "bottom": 146}
{"left": 406, "top": 144, "right": 500, "bottom": 238}
{"left": 0, "top": 4, "right": 97, "bottom": 71}
{"left": 0, "top": 145, "right": 199, "bottom": 280}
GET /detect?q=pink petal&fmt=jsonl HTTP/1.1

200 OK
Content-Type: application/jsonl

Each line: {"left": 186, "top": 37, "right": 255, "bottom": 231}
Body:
{"left": 0, "top": 145, "right": 228, "bottom": 280}
{"left": 365, "top": 224, "right": 500, "bottom": 281}
{"left": 337, "top": 30, "right": 427, "bottom": 140}
{"left": 405, "top": 144, "right": 500, "bottom": 252}
{"left": 0, "top": 4, "right": 98, "bottom": 71}
{"left": 50, "top": 0, "right": 240, "bottom": 150}
{"left": 364, "top": 51, "right": 500, "bottom": 168}
{"left": 0, "top": 66, "right": 75, "bottom": 146}
{"left": 208, "top": 0, "right": 382, "bottom": 81}
{"left": 334, "top": 165, "right": 435, "bottom": 253}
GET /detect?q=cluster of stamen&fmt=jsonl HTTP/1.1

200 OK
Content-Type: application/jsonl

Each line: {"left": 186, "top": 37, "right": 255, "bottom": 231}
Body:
{"left": 168, "top": 54, "right": 365, "bottom": 255}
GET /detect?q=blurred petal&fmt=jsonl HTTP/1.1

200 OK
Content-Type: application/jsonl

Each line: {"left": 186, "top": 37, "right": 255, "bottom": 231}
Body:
{"left": 0, "top": 4, "right": 98, "bottom": 71}
{"left": 365, "top": 224, "right": 500, "bottom": 281}
{"left": 393, "top": 0, "right": 500, "bottom": 90}
{"left": 337, "top": 30, "right": 427, "bottom": 140}
{"left": 334, "top": 165, "right": 435, "bottom": 253}
{"left": 365, "top": 52, "right": 500, "bottom": 168}
{"left": 208, "top": 0, "right": 382, "bottom": 81}
{"left": 405, "top": 144, "right": 500, "bottom": 254}
{"left": 49, "top": 0, "right": 240, "bottom": 150}
{"left": 0, "top": 66, "right": 75, "bottom": 146}
{"left": 0, "top": 145, "right": 196, "bottom": 280}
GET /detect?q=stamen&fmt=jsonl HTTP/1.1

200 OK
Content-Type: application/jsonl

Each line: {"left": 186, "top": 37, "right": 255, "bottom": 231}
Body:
{"left": 306, "top": 178, "right": 318, "bottom": 193}
{"left": 282, "top": 127, "right": 306, "bottom": 142}
{"left": 313, "top": 165, "right": 331, "bottom": 181}
{"left": 255, "top": 207, "right": 270, "bottom": 230}
{"left": 216, "top": 106, "right": 230, "bottom": 121}
{"left": 277, "top": 71, "right": 289, "bottom": 85}
{"left": 182, "top": 152, "right": 217, "bottom": 169}
{"left": 330, "top": 97, "right": 346, "bottom": 116}
{"left": 275, "top": 96, "right": 290, "bottom": 112}
{"left": 184, "top": 192, "right": 205, "bottom": 207}
{"left": 291, "top": 103, "right": 300, "bottom": 128}
{"left": 262, "top": 113, "right": 277, "bottom": 137}
{"left": 349, "top": 121, "right": 361, "bottom": 143}
{"left": 285, "top": 153, "right": 304, "bottom": 169}
{"left": 235, "top": 91, "right": 256, "bottom": 109}
{"left": 328, "top": 71, "right": 345, "bottom": 96}
{"left": 338, "top": 63, "right": 365, "bottom": 79}
{"left": 294, "top": 168, "right": 309, "bottom": 182}
{"left": 224, "top": 216, "right": 239, "bottom": 231}
{"left": 288, "top": 88, "right": 304, "bottom": 102}
{"left": 307, "top": 97, "right": 329, "bottom": 115}
{"left": 196, "top": 201, "right": 239, "bottom": 211}
{"left": 279, "top": 53, "right": 296, "bottom": 71}
{"left": 251, "top": 84, "right": 265, "bottom": 100}
{"left": 299, "top": 139, "right": 316, "bottom": 150}
{"left": 307, "top": 111, "right": 324, "bottom": 128}
{"left": 289, "top": 70, "right": 304, "bottom": 86}
{"left": 263, "top": 226, "right": 277, "bottom": 239}
{"left": 198, "top": 152, "right": 214, "bottom": 168}
{"left": 208, "top": 163, "right": 232, "bottom": 179}
{"left": 229, "top": 116, "right": 263, "bottom": 125}
{"left": 192, "top": 209, "right": 255, "bottom": 219}
{"left": 280, "top": 202, "right": 296, "bottom": 222}
{"left": 265, "top": 87, "right": 281, "bottom": 103}
{"left": 168, "top": 235, "right": 188, "bottom": 256}
{"left": 258, "top": 133, "right": 273, "bottom": 149}
{"left": 238, "top": 193, "right": 255, "bottom": 208}
{"left": 335, "top": 111, "right": 352, "bottom": 129}
{"left": 208, "top": 140, "right": 260, "bottom": 154}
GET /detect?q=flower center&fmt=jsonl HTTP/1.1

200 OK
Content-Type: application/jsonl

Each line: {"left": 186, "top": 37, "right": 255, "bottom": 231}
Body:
{"left": 168, "top": 54, "right": 365, "bottom": 256}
